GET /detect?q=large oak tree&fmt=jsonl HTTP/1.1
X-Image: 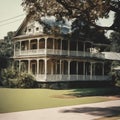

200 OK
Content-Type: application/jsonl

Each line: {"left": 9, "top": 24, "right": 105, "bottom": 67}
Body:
{"left": 22, "top": 0, "right": 120, "bottom": 32}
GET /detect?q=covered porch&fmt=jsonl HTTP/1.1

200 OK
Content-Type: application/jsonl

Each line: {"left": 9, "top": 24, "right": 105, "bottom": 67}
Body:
{"left": 15, "top": 58, "right": 110, "bottom": 82}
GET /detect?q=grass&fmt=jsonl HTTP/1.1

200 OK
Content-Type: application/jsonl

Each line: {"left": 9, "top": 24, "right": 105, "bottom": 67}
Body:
{"left": 0, "top": 87, "right": 120, "bottom": 113}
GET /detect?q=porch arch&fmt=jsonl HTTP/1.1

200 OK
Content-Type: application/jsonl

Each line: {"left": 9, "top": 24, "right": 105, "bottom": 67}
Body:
{"left": 70, "top": 61, "right": 77, "bottom": 74}
{"left": 39, "top": 38, "right": 45, "bottom": 49}
{"left": 39, "top": 60, "right": 45, "bottom": 74}
{"left": 61, "top": 60, "right": 68, "bottom": 74}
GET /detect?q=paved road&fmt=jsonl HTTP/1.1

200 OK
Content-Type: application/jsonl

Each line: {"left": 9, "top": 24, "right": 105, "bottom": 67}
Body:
{"left": 0, "top": 100, "right": 120, "bottom": 120}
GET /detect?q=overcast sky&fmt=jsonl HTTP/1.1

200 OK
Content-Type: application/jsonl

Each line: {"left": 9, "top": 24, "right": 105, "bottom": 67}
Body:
{"left": 0, "top": 1, "right": 114, "bottom": 39}
{"left": 0, "top": 0, "right": 25, "bottom": 39}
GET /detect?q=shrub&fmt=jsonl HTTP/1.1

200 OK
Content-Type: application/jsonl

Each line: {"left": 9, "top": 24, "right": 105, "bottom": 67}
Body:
{"left": 1, "top": 68, "right": 36, "bottom": 88}
{"left": 17, "top": 73, "right": 36, "bottom": 88}
{"left": 1, "top": 68, "right": 18, "bottom": 87}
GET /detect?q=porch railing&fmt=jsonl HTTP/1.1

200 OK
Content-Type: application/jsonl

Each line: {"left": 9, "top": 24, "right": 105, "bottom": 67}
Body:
{"left": 35, "top": 74, "right": 110, "bottom": 82}
{"left": 14, "top": 49, "right": 105, "bottom": 59}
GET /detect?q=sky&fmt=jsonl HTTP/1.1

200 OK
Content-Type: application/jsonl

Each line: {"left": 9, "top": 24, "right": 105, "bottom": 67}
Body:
{"left": 0, "top": 0, "right": 25, "bottom": 39}
{"left": 0, "top": 0, "right": 115, "bottom": 39}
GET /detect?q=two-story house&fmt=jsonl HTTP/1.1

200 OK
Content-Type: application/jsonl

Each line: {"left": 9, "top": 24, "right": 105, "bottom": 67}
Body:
{"left": 13, "top": 15, "right": 112, "bottom": 86}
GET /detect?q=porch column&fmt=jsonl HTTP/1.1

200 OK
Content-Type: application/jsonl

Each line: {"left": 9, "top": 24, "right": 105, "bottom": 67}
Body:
{"left": 28, "top": 59, "right": 30, "bottom": 73}
{"left": 90, "top": 62, "right": 93, "bottom": 80}
{"left": 37, "top": 59, "right": 39, "bottom": 75}
{"left": 60, "top": 60, "right": 62, "bottom": 80}
{"left": 68, "top": 60, "right": 71, "bottom": 80}
{"left": 76, "top": 61, "right": 78, "bottom": 80}
{"left": 92, "top": 62, "right": 95, "bottom": 76}
{"left": 19, "top": 60, "right": 21, "bottom": 72}
{"left": 60, "top": 60, "right": 62, "bottom": 74}
{"left": 50, "top": 60, "right": 53, "bottom": 75}
{"left": 102, "top": 62, "right": 105, "bottom": 76}
{"left": 83, "top": 62, "right": 85, "bottom": 80}
{"left": 45, "top": 59, "right": 47, "bottom": 79}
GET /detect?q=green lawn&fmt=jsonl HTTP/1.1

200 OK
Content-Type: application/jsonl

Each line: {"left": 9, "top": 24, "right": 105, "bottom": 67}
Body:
{"left": 0, "top": 87, "right": 119, "bottom": 113}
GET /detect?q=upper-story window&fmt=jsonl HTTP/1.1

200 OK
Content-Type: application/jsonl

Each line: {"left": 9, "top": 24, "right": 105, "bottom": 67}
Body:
{"left": 30, "top": 39, "right": 37, "bottom": 49}
{"left": 47, "top": 38, "right": 53, "bottom": 49}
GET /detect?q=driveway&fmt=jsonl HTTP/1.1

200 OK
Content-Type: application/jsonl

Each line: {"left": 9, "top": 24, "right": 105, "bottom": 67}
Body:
{"left": 0, "top": 100, "right": 120, "bottom": 120}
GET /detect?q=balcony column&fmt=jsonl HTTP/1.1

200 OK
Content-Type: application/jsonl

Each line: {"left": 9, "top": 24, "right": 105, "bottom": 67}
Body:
{"left": 28, "top": 59, "right": 31, "bottom": 73}
{"left": 37, "top": 38, "right": 39, "bottom": 50}
{"left": 60, "top": 40, "right": 62, "bottom": 55}
{"left": 28, "top": 40, "right": 30, "bottom": 50}
{"left": 45, "top": 38, "right": 47, "bottom": 55}
{"left": 53, "top": 38, "right": 55, "bottom": 53}
{"left": 83, "top": 42, "right": 85, "bottom": 56}
{"left": 14, "top": 42, "right": 16, "bottom": 57}
{"left": 76, "top": 40, "right": 78, "bottom": 56}
{"left": 68, "top": 40, "right": 70, "bottom": 56}
{"left": 20, "top": 41, "right": 22, "bottom": 55}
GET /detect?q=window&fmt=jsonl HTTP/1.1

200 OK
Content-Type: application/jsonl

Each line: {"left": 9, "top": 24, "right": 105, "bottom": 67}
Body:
{"left": 28, "top": 29, "right": 31, "bottom": 32}
{"left": 36, "top": 27, "right": 39, "bottom": 31}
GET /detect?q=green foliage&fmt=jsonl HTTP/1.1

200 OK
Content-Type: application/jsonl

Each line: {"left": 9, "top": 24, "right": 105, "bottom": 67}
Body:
{"left": 109, "top": 32, "right": 120, "bottom": 86}
{"left": 1, "top": 68, "right": 18, "bottom": 87}
{"left": 111, "top": 70, "right": 120, "bottom": 87}
{"left": 109, "top": 32, "right": 120, "bottom": 52}
{"left": 17, "top": 73, "right": 36, "bottom": 88}
{"left": 22, "top": 0, "right": 120, "bottom": 32}
{"left": 0, "top": 32, "right": 14, "bottom": 80}
{"left": 1, "top": 67, "right": 36, "bottom": 88}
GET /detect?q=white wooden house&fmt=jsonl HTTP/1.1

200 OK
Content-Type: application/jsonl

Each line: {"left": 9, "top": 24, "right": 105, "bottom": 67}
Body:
{"left": 13, "top": 15, "right": 111, "bottom": 83}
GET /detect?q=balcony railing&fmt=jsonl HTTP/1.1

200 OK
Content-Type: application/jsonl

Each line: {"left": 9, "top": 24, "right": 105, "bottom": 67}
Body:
{"left": 35, "top": 74, "right": 110, "bottom": 82}
{"left": 14, "top": 49, "right": 105, "bottom": 59}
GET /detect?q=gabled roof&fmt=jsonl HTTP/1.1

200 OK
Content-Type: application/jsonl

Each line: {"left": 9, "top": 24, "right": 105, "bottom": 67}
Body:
{"left": 14, "top": 14, "right": 30, "bottom": 36}
{"left": 14, "top": 14, "right": 71, "bottom": 37}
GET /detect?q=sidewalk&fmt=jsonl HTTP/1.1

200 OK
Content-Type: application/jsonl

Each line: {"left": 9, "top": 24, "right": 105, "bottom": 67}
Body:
{"left": 0, "top": 100, "right": 120, "bottom": 120}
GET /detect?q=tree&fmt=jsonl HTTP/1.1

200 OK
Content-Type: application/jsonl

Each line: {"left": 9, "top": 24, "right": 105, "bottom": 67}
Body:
{"left": 109, "top": 32, "right": 120, "bottom": 52}
{"left": 0, "top": 31, "right": 14, "bottom": 81}
{"left": 21, "top": 0, "right": 120, "bottom": 32}
{"left": 109, "top": 31, "right": 120, "bottom": 86}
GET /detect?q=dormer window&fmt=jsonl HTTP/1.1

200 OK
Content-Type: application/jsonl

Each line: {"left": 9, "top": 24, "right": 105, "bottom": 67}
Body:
{"left": 36, "top": 27, "right": 39, "bottom": 31}
{"left": 28, "top": 29, "right": 31, "bottom": 32}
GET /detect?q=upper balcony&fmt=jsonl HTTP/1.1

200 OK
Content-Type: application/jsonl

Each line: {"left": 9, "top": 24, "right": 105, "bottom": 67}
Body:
{"left": 13, "top": 37, "right": 105, "bottom": 59}
{"left": 14, "top": 49, "right": 105, "bottom": 59}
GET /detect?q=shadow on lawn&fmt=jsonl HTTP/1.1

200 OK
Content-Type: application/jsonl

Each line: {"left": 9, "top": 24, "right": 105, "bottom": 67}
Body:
{"left": 60, "top": 106, "right": 120, "bottom": 118}
{"left": 66, "top": 87, "right": 120, "bottom": 97}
